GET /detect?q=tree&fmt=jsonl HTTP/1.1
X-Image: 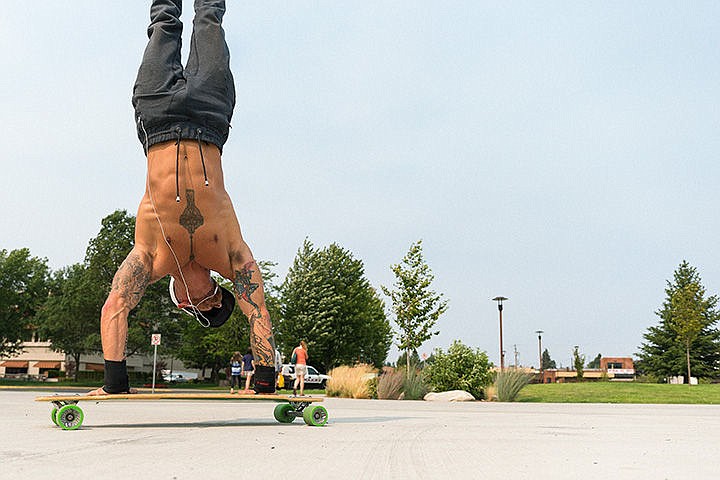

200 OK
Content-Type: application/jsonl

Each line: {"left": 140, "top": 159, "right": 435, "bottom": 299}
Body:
{"left": 541, "top": 348, "right": 556, "bottom": 370}
{"left": 637, "top": 261, "right": 720, "bottom": 382}
{"left": 587, "top": 353, "right": 602, "bottom": 369}
{"left": 382, "top": 240, "right": 448, "bottom": 377}
{"left": 573, "top": 346, "right": 585, "bottom": 380}
{"left": 396, "top": 349, "right": 422, "bottom": 369}
{"left": 425, "top": 340, "right": 492, "bottom": 400}
{"left": 0, "top": 248, "right": 49, "bottom": 356}
{"left": 669, "top": 283, "right": 705, "bottom": 383}
{"left": 278, "top": 239, "right": 391, "bottom": 372}
{"left": 37, "top": 264, "right": 100, "bottom": 380}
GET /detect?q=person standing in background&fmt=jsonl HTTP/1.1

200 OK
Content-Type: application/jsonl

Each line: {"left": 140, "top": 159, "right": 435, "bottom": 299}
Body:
{"left": 229, "top": 351, "right": 242, "bottom": 394}
{"left": 242, "top": 348, "right": 254, "bottom": 392}
{"left": 292, "top": 340, "right": 308, "bottom": 396}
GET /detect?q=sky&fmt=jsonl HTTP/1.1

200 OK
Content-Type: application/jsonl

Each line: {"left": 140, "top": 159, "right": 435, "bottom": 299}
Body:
{"left": 2, "top": 1, "right": 720, "bottom": 368}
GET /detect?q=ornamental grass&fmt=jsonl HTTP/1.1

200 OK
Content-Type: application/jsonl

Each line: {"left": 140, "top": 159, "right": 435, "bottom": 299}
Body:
{"left": 495, "top": 368, "right": 533, "bottom": 402}
{"left": 326, "top": 364, "right": 377, "bottom": 399}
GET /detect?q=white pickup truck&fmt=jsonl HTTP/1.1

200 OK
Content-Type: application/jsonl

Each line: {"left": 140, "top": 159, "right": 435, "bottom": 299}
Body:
{"left": 280, "top": 364, "right": 331, "bottom": 390}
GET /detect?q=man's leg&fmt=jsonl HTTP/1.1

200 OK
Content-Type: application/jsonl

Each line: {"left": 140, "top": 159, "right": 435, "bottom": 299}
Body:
{"left": 230, "top": 255, "right": 277, "bottom": 393}
{"left": 88, "top": 249, "right": 153, "bottom": 395}
{"left": 185, "top": 0, "right": 235, "bottom": 147}
{"left": 132, "top": 0, "right": 186, "bottom": 145}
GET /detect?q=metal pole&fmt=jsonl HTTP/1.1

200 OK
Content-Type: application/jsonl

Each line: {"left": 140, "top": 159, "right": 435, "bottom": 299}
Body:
{"left": 536, "top": 330, "right": 544, "bottom": 372}
{"left": 499, "top": 304, "right": 504, "bottom": 371}
{"left": 152, "top": 344, "right": 157, "bottom": 394}
{"left": 493, "top": 297, "right": 508, "bottom": 372}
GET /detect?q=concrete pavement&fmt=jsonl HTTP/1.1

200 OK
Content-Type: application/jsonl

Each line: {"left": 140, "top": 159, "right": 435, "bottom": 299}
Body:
{"left": 2, "top": 389, "right": 719, "bottom": 479}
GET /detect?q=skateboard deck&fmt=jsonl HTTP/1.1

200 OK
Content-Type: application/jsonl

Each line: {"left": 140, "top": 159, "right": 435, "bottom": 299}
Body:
{"left": 35, "top": 392, "right": 328, "bottom": 430}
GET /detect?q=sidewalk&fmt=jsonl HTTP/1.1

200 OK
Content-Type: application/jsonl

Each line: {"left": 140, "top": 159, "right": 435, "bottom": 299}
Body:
{"left": 3, "top": 390, "right": 719, "bottom": 479}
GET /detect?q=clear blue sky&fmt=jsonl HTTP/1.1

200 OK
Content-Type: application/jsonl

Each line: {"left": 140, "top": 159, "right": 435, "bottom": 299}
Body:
{"left": 2, "top": 1, "right": 719, "bottom": 368}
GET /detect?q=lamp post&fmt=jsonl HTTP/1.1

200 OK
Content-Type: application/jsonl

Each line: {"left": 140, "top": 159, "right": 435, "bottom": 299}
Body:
{"left": 535, "top": 330, "right": 544, "bottom": 372}
{"left": 492, "top": 296, "right": 508, "bottom": 371}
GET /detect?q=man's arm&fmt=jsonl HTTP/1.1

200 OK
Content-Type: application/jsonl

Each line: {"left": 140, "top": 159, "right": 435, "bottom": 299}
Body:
{"left": 88, "top": 249, "right": 153, "bottom": 395}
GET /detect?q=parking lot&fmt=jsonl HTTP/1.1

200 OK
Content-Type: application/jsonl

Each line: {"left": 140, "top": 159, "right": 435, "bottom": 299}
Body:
{"left": 2, "top": 388, "right": 719, "bottom": 479}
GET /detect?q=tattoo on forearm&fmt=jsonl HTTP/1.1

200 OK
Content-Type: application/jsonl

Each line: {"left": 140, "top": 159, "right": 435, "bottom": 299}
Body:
{"left": 249, "top": 310, "right": 275, "bottom": 364}
{"left": 179, "top": 189, "right": 204, "bottom": 261}
{"left": 111, "top": 252, "right": 151, "bottom": 308}
{"left": 233, "top": 262, "right": 276, "bottom": 365}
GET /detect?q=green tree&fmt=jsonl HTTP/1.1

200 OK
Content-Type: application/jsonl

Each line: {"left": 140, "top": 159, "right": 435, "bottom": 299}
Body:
{"left": 541, "top": 348, "right": 556, "bottom": 370}
{"left": 669, "top": 283, "right": 705, "bottom": 383}
{"left": 573, "top": 346, "right": 585, "bottom": 381}
{"left": 587, "top": 353, "right": 602, "bottom": 369}
{"left": 637, "top": 261, "right": 720, "bottom": 382}
{"left": 396, "top": 349, "right": 422, "bottom": 369}
{"left": 37, "top": 264, "right": 99, "bottom": 380}
{"left": 0, "top": 248, "right": 49, "bottom": 356}
{"left": 278, "top": 239, "right": 391, "bottom": 372}
{"left": 425, "top": 340, "right": 492, "bottom": 400}
{"left": 84, "top": 210, "right": 135, "bottom": 286}
{"left": 382, "top": 240, "right": 448, "bottom": 377}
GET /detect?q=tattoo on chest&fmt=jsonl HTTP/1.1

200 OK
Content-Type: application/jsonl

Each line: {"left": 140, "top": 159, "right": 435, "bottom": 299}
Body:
{"left": 179, "top": 189, "right": 204, "bottom": 260}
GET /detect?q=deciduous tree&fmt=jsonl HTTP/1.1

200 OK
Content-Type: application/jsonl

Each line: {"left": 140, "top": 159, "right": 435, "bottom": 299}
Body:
{"left": 573, "top": 346, "right": 585, "bottom": 380}
{"left": 382, "top": 240, "right": 448, "bottom": 377}
{"left": 279, "top": 240, "right": 391, "bottom": 372}
{"left": 37, "top": 264, "right": 99, "bottom": 380}
{"left": 0, "top": 248, "right": 49, "bottom": 356}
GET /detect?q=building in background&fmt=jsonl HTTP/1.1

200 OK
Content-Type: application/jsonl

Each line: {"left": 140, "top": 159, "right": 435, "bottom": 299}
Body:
{"left": 540, "top": 356, "right": 635, "bottom": 383}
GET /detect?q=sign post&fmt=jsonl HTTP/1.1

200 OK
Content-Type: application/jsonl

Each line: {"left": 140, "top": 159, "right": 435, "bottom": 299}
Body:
{"left": 151, "top": 333, "right": 161, "bottom": 393}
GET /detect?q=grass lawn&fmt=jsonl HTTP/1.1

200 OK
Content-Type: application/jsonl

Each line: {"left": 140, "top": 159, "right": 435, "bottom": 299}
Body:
{"left": 517, "top": 382, "right": 720, "bottom": 404}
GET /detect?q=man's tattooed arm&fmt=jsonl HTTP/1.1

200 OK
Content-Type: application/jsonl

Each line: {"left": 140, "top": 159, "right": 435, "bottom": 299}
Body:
{"left": 111, "top": 251, "right": 152, "bottom": 310}
{"left": 233, "top": 261, "right": 276, "bottom": 366}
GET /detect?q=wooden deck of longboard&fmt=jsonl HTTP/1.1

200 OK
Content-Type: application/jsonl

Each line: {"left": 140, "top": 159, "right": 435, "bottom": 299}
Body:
{"left": 35, "top": 393, "right": 323, "bottom": 403}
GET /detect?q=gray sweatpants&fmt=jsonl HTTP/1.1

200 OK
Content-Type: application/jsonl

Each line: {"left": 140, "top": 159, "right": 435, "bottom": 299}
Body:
{"left": 132, "top": 0, "right": 236, "bottom": 152}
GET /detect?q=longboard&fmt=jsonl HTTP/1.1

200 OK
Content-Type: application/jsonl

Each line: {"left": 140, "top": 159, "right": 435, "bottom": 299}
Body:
{"left": 35, "top": 392, "right": 328, "bottom": 430}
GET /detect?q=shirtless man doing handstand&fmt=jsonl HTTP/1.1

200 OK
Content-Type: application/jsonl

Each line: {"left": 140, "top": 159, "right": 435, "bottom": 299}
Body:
{"left": 89, "top": 0, "right": 276, "bottom": 395}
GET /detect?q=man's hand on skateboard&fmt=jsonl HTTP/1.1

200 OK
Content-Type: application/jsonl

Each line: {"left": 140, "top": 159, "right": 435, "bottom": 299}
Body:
{"left": 87, "top": 386, "right": 138, "bottom": 396}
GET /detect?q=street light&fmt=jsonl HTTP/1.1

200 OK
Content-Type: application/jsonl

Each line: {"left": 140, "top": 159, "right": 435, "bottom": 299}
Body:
{"left": 535, "top": 330, "right": 544, "bottom": 372}
{"left": 492, "top": 296, "right": 508, "bottom": 371}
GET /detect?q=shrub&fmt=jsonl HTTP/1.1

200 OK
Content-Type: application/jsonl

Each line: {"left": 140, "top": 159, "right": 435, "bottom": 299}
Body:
{"left": 377, "top": 370, "right": 404, "bottom": 400}
{"left": 402, "top": 368, "right": 429, "bottom": 400}
{"left": 425, "top": 340, "right": 492, "bottom": 400}
{"left": 326, "top": 364, "right": 377, "bottom": 399}
{"left": 367, "top": 376, "right": 379, "bottom": 399}
{"left": 495, "top": 369, "right": 532, "bottom": 402}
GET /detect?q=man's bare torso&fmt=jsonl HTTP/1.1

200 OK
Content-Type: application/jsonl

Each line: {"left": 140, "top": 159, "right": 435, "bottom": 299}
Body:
{"left": 137, "top": 140, "right": 248, "bottom": 297}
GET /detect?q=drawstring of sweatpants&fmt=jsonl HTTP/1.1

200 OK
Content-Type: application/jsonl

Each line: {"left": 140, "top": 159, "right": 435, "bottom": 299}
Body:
{"left": 139, "top": 120, "right": 210, "bottom": 203}
{"left": 196, "top": 128, "right": 209, "bottom": 187}
{"left": 174, "top": 128, "right": 182, "bottom": 202}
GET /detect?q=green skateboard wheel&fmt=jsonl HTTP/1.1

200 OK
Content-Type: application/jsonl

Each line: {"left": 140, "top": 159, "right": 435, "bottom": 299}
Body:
{"left": 51, "top": 407, "right": 59, "bottom": 426}
{"left": 302, "top": 404, "right": 328, "bottom": 427}
{"left": 57, "top": 405, "right": 84, "bottom": 430}
{"left": 273, "top": 403, "right": 295, "bottom": 423}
